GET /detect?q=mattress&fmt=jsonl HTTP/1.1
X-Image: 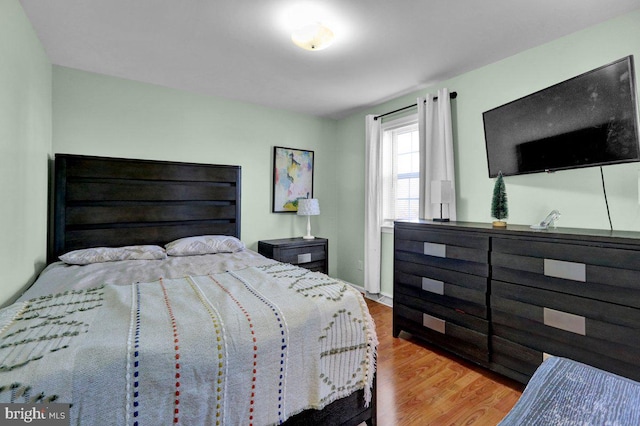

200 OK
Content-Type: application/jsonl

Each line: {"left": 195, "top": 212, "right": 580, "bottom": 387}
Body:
{"left": 1, "top": 250, "right": 377, "bottom": 425}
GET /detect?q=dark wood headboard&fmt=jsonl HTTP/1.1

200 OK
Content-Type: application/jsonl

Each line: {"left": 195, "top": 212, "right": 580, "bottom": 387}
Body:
{"left": 49, "top": 154, "right": 241, "bottom": 263}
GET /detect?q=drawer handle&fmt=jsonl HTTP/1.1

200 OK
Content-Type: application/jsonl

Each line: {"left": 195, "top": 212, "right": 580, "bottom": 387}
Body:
{"left": 544, "top": 259, "right": 586, "bottom": 282}
{"left": 423, "top": 242, "right": 446, "bottom": 257}
{"left": 422, "top": 313, "right": 446, "bottom": 334}
{"left": 297, "top": 253, "right": 312, "bottom": 263}
{"left": 421, "top": 277, "right": 444, "bottom": 295}
{"left": 543, "top": 307, "right": 586, "bottom": 335}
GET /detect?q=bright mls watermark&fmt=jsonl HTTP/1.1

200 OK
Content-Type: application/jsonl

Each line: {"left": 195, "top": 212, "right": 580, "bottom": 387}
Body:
{"left": 0, "top": 404, "right": 69, "bottom": 425}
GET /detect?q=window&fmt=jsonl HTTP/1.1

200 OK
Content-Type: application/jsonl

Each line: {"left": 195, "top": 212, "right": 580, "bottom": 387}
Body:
{"left": 381, "top": 114, "right": 419, "bottom": 229}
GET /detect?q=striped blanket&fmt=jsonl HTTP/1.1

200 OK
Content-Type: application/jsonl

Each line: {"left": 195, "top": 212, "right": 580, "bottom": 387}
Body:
{"left": 0, "top": 263, "right": 377, "bottom": 425}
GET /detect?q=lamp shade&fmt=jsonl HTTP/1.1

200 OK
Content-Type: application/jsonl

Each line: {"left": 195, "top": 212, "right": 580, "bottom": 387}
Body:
{"left": 431, "top": 180, "right": 453, "bottom": 204}
{"left": 297, "top": 198, "right": 320, "bottom": 216}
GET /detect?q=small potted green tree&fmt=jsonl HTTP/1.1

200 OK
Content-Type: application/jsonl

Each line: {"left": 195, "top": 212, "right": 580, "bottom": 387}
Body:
{"left": 491, "top": 172, "right": 508, "bottom": 228}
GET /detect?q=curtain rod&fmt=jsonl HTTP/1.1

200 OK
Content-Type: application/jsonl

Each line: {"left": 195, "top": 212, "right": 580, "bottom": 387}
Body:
{"left": 373, "top": 91, "right": 457, "bottom": 121}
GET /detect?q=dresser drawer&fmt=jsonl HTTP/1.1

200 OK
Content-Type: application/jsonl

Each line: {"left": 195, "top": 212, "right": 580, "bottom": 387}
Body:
{"left": 491, "top": 296, "right": 640, "bottom": 364}
{"left": 396, "top": 292, "right": 489, "bottom": 335}
{"left": 394, "top": 226, "right": 489, "bottom": 277}
{"left": 492, "top": 280, "right": 640, "bottom": 331}
{"left": 395, "top": 259, "right": 487, "bottom": 292}
{"left": 493, "top": 237, "right": 640, "bottom": 270}
{"left": 395, "top": 264, "right": 487, "bottom": 318}
{"left": 492, "top": 237, "right": 640, "bottom": 304}
{"left": 395, "top": 226, "right": 489, "bottom": 249}
{"left": 395, "top": 280, "right": 487, "bottom": 319}
{"left": 395, "top": 303, "right": 489, "bottom": 362}
{"left": 492, "top": 320, "right": 640, "bottom": 381}
{"left": 395, "top": 238, "right": 488, "bottom": 264}
{"left": 396, "top": 228, "right": 488, "bottom": 263}
{"left": 491, "top": 336, "right": 541, "bottom": 378}
{"left": 492, "top": 252, "right": 640, "bottom": 307}
{"left": 396, "top": 250, "right": 489, "bottom": 277}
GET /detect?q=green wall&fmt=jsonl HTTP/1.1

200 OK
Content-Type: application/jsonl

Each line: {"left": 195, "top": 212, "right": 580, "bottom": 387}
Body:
{"left": 336, "top": 9, "right": 640, "bottom": 297}
{"left": 0, "top": 0, "right": 52, "bottom": 305}
{"left": 52, "top": 67, "right": 340, "bottom": 274}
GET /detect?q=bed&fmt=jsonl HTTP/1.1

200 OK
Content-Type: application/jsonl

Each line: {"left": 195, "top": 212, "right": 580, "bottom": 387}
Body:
{"left": 0, "top": 154, "right": 377, "bottom": 426}
{"left": 499, "top": 356, "right": 640, "bottom": 425}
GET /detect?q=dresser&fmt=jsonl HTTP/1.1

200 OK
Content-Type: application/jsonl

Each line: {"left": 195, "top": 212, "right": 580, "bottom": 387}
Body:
{"left": 394, "top": 222, "right": 490, "bottom": 365}
{"left": 258, "top": 237, "right": 328, "bottom": 274}
{"left": 394, "top": 220, "right": 640, "bottom": 383}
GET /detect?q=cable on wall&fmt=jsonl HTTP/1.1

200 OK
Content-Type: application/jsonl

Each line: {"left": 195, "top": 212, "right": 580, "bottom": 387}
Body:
{"left": 600, "top": 166, "right": 613, "bottom": 231}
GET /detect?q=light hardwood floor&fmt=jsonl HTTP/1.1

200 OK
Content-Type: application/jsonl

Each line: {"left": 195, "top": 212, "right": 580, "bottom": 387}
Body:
{"left": 366, "top": 298, "right": 524, "bottom": 425}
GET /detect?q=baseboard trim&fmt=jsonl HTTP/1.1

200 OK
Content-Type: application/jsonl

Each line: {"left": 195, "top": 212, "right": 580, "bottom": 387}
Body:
{"left": 345, "top": 281, "right": 393, "bottom": 307}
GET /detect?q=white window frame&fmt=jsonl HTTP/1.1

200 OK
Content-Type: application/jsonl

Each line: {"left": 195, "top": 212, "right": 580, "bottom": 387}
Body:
{"left": 380, "top": 113, "right": 419, "bottom": 233}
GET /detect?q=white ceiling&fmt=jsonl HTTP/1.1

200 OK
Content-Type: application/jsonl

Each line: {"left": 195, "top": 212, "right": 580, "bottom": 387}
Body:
{"left": 19, "top": 0, "right": 640, "bottom": 119}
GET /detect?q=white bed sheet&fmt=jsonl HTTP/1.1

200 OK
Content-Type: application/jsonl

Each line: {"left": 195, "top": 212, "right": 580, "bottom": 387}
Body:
{"left": 19, "top": 249, "right": 277, "bottom": 301}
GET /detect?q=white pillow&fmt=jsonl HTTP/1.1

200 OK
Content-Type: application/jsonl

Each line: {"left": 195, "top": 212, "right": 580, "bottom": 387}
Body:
{"left": 165, "top": 235, "right": 245, "bottom": 256}
{"left": 59, "top": 245, "right": 167, "bottom": 265}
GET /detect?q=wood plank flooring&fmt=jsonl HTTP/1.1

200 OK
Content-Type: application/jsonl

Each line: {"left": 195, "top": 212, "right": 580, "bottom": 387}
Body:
{"left": 366, "top": 298, "right": 524, "bottom": 425}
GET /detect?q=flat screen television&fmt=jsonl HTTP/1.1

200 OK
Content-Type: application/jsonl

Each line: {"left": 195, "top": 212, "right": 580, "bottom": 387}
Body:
{"left": 483, "top": 56, "right": 640, "bottom": 178}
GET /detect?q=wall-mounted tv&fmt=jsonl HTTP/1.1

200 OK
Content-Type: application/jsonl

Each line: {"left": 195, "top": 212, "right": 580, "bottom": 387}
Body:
{"left": 483, "top": 56, "right": 640, "bottom": 178}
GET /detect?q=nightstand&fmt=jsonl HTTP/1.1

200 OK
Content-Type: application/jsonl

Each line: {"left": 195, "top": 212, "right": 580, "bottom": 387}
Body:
{"left": 258, "top": 237, "right": 328, "bottom": 274}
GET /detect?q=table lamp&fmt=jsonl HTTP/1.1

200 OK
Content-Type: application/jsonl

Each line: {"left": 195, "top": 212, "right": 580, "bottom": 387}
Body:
{"left": 431, "top": 180, "right": 452, "bottom": 222}
{"left": 297, "top": 198, "right": 320, "bottom": 239}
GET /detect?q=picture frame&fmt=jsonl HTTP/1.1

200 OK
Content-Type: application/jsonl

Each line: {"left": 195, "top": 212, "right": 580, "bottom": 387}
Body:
{"left": 272, "top": 146, "right": 315, "bottom": 213}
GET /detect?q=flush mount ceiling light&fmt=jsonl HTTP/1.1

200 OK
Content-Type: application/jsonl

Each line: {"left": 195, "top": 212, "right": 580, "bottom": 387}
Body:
{"left": 291, "top": 21, "right": 335, "bottom": 51}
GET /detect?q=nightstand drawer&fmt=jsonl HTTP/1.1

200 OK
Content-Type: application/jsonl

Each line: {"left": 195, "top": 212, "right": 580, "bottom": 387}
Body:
{"left": 277, "top": 245, "right": 326, "bottom": 265}
{"left": 258, "top": 238, "right": 328, "bottom": 274}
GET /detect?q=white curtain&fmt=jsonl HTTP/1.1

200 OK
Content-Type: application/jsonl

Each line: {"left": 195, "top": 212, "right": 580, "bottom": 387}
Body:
{"left": 364, "top": 114, "right": 382, "bottom": 294}
{"left": 418, "top": 88, "right": 457, "bottom": 220}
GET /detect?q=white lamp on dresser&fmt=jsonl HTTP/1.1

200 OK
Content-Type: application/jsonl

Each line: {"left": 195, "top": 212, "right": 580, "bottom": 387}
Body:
{"left": 431, "top": 180, "right": 453, "bottom": 222}
{"left": 297, "top": 198, "right": 320, "bottom": 239}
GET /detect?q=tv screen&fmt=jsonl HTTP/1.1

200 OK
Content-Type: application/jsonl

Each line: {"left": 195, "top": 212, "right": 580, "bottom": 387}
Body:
{"left": 483, "top": 56, "right": 640, "bottom": 178}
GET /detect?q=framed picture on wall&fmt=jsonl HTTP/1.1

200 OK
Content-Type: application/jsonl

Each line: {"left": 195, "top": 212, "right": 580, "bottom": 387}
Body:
{"left": 272, "top": 146, "right": 315, "bottom": 213}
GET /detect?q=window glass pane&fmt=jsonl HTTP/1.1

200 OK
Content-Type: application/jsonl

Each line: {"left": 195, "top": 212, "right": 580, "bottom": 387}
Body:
{"left": 398, "top": 154, "right": 413, "bottom": 174}
{"left": 410, "top": 152, "right": 419, "bottom": 173}
{"left": 396, "top": 199, "right": 410, "bottom": 220}
{"left": 396, "top": 178, "right": 409, "bottom": 199}
{"left": 411, "top": 130, "right": 419, "bottom": 152}
{"left": 396, "top": 132, "right": 413, "bottom": 154}
{"left": 381, "top": 117, "right": 420, "bottom": 224}
{"left": 408, "top": 200, "right": 419, "bottom": 220}
{"left": 408, "top": 177, "right": 419, "bottom": 198}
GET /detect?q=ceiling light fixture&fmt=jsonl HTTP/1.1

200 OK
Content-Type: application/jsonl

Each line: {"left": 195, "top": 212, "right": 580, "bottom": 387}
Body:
{"left": 291, "top": 21, "right": 335, "bottom": 51}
